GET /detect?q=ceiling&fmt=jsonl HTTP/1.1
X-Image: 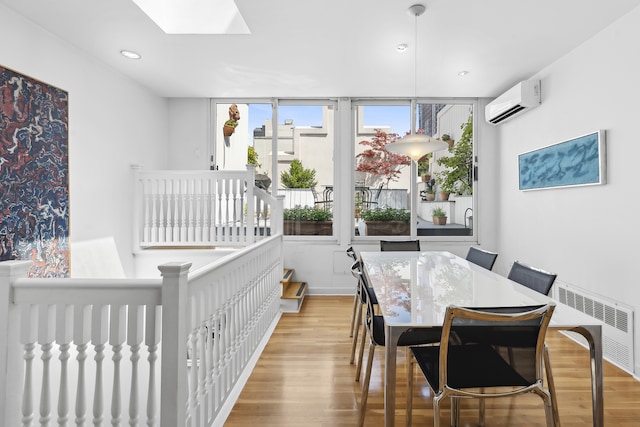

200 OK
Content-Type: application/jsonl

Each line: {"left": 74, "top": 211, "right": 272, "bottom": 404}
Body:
{"left": 3, "top": 0, "right": 640, "bottom": 99}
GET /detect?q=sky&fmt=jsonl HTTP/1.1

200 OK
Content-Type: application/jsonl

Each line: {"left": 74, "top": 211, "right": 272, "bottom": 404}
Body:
{"left": 247, "top": 104, "right": 412, "bottom": 145}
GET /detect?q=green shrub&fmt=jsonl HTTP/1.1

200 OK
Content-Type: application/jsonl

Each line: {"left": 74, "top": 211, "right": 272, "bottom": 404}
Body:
{"left": 283, "top": 206, "right": 332, "bottom": 221}
{"left": 280, "top": 159, "right": 318, "bottom": 189}
{"left": 432, "top": 207, "right": 446, "bottom": 217}
{"left": 361, "top": 207, "right": 410, "bottom": 222}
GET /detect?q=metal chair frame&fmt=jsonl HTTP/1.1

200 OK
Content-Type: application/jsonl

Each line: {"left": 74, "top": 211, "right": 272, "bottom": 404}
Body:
{"left": 407, "top": 304, "right": 559, "bottom": 427}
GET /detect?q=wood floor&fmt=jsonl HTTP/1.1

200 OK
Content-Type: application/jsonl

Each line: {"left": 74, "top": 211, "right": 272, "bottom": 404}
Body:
{"left": 225, "top": 296, "right": 640, "bottom": 426}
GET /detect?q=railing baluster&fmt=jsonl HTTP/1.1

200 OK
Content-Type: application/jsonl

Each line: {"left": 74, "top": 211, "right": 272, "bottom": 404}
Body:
{"left": 145, "top": 305, "right": 160, "bottom": 427}
{"left": 92, "top": 305, "right": 108, "bottom": 427}
{"left": 180, "top": 179, "right": 188, "bottom": 243}
{"left": 38, "top": 304, "right": 55, "bottom": 426}
{"left": 110, "top": 305, "right": 125, "bottom": 426}
{"left": 56, "top": 304, "right": 73, "bottom": 427}
{"left": 128, "top": 305, "right": 144, "bottom": 427}
{"left": 21, "top": 305, "right": 37, "bottom": 427}
{"left": 74, "top": 305, "right": 91, "bottom": 427}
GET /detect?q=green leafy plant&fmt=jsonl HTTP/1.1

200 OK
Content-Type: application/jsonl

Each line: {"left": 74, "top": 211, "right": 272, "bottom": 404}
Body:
{"left": 361, "top": 207, "right": 410, "bottom": 222}
{"left": 417, "top": 152, "right": 431, "bottom": 176}
{"left": 435, "top": 114, "right": 473, "bottom": 195}
{"left": 441, "top": 133, "right": 451, "bottom": 142}
{"left": 283, "top": 206, "right": 332, "bottom": 221}
{"left": 432, "top": 207, "right": 446, "bottom": 217}
{"left": 280, "top": 159, "right": 318, "bottom": 189}
{"left": 247, "top": 146, "right": 261, "bottom": 169}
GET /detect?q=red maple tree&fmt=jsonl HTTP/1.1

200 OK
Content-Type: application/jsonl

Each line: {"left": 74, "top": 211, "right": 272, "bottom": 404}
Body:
{"left": 355, "top": 129, "right": 410, "bottom": 187}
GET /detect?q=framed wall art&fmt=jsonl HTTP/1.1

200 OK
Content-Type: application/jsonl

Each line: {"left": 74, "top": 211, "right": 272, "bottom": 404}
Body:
{"left": 518, "top": 130, "right": 606, "bottom": 191}
{"left": 0, "top": 65, "right": 69, "bottom": 277}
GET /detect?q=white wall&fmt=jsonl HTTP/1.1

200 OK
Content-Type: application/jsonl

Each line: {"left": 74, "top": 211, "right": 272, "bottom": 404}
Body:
{"left": 168, "top": 98, "right": 211, "bottom": 170}
{"left": 495, "top": 6, "right": 640, "bottom": 375}
{"left": 0, "top": 5, "right": 170, "bottom": 277}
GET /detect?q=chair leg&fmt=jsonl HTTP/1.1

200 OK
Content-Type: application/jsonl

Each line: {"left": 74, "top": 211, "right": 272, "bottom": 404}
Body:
{"left": 358, "top": 343, "right": 376, "bottom": 427}
{"left": 451, "top": 397, "right": 460, "bottom": 427}
{"left": 433, "top": 395, "right": 443, "bottom": 427}
{"left": 478, "top": 396, "right": 485, "bottom": 426}
{"left": 544, "top": 344, "right": 561, "bottom": 427}
{"left": 406, "top": 350, "right": 414, "bottom": 427}
{"left": 349, "top": 291, "right": 359, "bottom": 338}
{"left": 355, "top": 317, "right": 368, "bottom": 381}
{"left": 350, "top": 301, "right": 362, "bottom": 365}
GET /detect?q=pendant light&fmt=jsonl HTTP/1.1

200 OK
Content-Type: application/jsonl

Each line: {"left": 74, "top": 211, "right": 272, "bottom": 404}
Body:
{"left": 385, "top": 4, "right": 448, "bottom": 161}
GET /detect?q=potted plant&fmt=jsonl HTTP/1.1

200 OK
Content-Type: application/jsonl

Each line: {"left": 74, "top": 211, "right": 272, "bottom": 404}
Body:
{"left": 420, "top": 178, "right": 436, "bottom": 201}
{"left": 418, "top": 153, "right": 431, "bottom": 181}
{"left": 360, "top": 207, "right": 410, "bottom": 236}
{"left": 223, "top": 104, "right": 241, "bottom": 137}
{"left": 283, "top": 206, "right": 332, "bottom": 235}
{"left": 434, "top": 173, "right": 453, "bottom": 201}
{"left": 432, "top": 207, "right": 447, "bottom": 225}
{"left": 441, "top": 133, "right": 455, "bottom": 148}
{"left": 248, "top": 146, "right": 271, "bottom": 190}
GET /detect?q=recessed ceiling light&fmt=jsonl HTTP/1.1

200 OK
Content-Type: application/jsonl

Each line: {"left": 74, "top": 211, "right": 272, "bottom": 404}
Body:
{"left": 120, "top": 50, "right": 142, "bottom": 60}
{"left": 396, "top": 44, "right": 408, "bottom": 52}
{"left": 458, "top": 70, "right": 469, "bottom": 76}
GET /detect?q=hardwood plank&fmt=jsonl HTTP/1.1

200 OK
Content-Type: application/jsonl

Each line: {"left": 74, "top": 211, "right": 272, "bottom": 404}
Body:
{"left": 225, "top": 296, "right": 640, "bottom": 426}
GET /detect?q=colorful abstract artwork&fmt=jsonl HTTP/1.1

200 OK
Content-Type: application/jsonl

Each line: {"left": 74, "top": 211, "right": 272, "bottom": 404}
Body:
{"left": 518, "top": 130, "right": 606, "bottom": 191}
{"left": 0, "top": 66, "right": 69, "bottom": 277}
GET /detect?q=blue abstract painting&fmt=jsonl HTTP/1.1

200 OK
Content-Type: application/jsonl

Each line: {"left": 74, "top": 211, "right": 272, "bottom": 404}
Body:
{"left": 518, "top": 130, "right": 605, "bottom": 191}
{"left": 0, "top": 66, "right": 69, "bottom": 277}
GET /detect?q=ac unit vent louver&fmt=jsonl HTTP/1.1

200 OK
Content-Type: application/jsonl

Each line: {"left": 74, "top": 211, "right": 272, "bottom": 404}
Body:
{"left": 485, "top": 80, "right": 540, "bottom": 125}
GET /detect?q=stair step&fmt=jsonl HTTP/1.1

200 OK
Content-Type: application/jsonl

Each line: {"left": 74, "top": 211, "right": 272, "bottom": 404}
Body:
{"left": 280, "top": 281, "right": 307, "bottom": 313}
{"left": 282, "top": 281, "right": 307, "bottom": 300}
{"left": 281, "top": 268, "right": 294, "bottom": 284}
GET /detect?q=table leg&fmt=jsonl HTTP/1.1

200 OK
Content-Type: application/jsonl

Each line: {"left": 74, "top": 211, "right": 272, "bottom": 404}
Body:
{"left": 384, "top": 325, "right": 411, "bottom": 427}
{"left": 571, "top": 325, "right": 604, "bottom": 427}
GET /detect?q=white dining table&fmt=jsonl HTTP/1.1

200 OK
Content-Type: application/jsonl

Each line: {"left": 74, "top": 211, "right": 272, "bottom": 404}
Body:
{"left": 360, "top": 250, "right": 604, "bottom": 427}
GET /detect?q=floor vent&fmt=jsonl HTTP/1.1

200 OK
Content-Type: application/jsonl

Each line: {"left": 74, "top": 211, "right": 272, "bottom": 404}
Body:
{"left": 554, "top": 280, "right": 634, "bottom": 373}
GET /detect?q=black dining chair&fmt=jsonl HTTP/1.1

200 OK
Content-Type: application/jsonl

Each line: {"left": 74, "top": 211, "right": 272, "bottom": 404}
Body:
{"left": 407, "top": 304, "right": 559, "bottom": 427}
{"left": 465, "top": 246, "right": 498, "bottom": 271}
{"left": 349, "top": 260, "right": 378, "bottom": 372}
{"left": 508, "top": 260, "right": 557, "bottom": 296}
{"left": 380, "top": 239, "right": 420, "bottom": 251}
{"left": 355, "top": 267, "right": 441, "bottom": 427}
{"left": 347, "top": 247, "right": 359, "bottom": 338}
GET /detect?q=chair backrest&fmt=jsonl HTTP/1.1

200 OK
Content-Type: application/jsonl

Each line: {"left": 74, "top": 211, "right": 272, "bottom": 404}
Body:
{"left": 346, "top": 246, "right": 357, "bottom": 261}
{"left": 373, "top": 183, "right": 383, "bottom": 201}
{"left": 507, "top": 261, "right": 557, "bottom": 296}
{"left": 437, "top": 304, "right": 555, "bottom": 391}
{"left": 465, "top": 246, "right": 498, "bottom": 270}
{"left": 380, "top": 240, "right": 420, "bottom": 251}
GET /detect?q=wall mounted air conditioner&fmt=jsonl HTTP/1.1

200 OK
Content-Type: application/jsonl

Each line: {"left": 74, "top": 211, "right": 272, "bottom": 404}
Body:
{"left": 485, "top": 80, "right": 541, "bottom": 125}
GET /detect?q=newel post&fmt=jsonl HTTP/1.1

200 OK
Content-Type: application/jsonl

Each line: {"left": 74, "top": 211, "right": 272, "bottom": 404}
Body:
{"left": 0, "top": 260, "right": 31, "bottom": 426}
{"left": 271, "top": 195, "right": 285, "bottom": 236}
{"left": 158, "top": 262, "right": 192, "bottom": 427}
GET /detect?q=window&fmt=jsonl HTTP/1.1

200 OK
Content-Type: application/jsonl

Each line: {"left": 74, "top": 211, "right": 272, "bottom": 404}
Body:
{"left": 253, "top": 101, "right": 336, "bottom": 236}
{"left": 353, "top": 101, "right": 475, "bottom": 238}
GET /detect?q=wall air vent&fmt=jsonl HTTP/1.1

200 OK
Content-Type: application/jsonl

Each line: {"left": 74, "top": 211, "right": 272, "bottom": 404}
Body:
{"left": 554, "top": 280, "right": 634, "bottom": 373}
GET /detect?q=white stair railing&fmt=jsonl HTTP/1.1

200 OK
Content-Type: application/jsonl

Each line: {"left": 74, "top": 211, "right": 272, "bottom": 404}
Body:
{"left": 133, "top": 166, "right": 282, "bottom": 249}
{"left": 0, "top": 235, "right": 283, "bottom": 427}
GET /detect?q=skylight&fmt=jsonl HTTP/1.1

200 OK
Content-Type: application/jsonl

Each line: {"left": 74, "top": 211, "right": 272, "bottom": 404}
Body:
{"left": 131, "top": 0, "right": 250, "bottom": 34}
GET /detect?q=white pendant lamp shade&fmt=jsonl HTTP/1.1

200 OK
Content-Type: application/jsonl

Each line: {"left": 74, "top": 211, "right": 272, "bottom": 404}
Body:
{"left": 384, "top": 4, "right": 448, "bottom": 161}
{"left": 385, "top": 134, "right": 449, "bottom": 161}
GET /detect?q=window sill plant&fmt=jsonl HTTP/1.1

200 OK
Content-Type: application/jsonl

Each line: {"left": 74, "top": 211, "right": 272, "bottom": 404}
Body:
{"left": 283, "top": 206, "right": 332, "bottom": 235}
{"left": 360, "top": 207, "right": 410, "bottom": 236}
